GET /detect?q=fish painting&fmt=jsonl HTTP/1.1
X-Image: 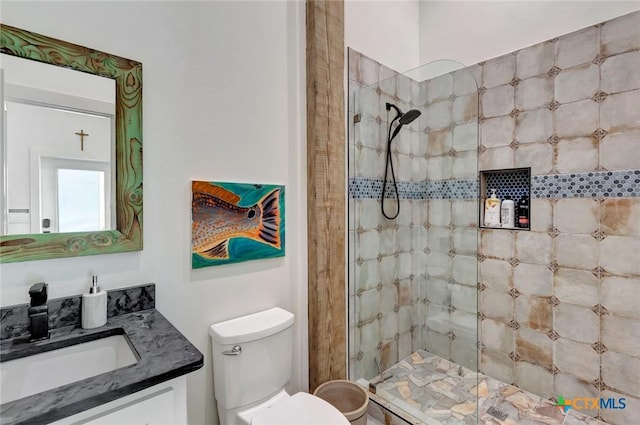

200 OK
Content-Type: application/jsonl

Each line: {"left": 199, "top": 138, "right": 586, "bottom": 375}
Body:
{"left": 191, "top": 181, "right": 285, "bottom": 268}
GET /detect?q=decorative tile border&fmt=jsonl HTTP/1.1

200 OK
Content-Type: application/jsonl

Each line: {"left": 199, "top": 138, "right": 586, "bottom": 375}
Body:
{"left": 349, "top": 170, "right": 640, "bottom": 200}
{"left": 348, "top": 177, "right": 478, "bottom": 200}
{"left": 531, "top": 170, "right": 640, "bottom": 198}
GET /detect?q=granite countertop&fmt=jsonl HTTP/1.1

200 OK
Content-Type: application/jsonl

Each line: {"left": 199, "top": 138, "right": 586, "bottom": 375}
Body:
{"left": 0, "top": 308, "right": 203, "bottom": 425}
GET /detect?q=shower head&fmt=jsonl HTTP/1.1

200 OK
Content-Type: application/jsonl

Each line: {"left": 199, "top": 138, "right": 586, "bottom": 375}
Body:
{"left": 399, "top": 109, "right": 421, "bottom": 125}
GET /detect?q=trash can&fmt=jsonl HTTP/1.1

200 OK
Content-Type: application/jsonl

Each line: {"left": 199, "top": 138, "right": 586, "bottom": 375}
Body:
{"left": 313, "top": 380, "right": 369, "bottom": 425}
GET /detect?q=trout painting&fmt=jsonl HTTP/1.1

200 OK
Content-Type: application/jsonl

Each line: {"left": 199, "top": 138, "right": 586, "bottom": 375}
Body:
{"left": 191, "top": 181, "right": 285, "bottom": 268}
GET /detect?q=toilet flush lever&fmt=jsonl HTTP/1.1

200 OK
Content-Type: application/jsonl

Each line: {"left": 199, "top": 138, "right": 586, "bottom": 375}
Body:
{"left": 222, "top": 345, "right": 242, "bottom": 356}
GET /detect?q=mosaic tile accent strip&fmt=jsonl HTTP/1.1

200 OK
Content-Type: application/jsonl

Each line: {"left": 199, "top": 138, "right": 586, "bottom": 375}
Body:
{"left": 531, "top": 170, "right": 640, "bottom": 198}
{"left": 349, "top": 170, "right": 640, "bottom": 200}
{"left": 348, "top": 178, "right": 478, "bottom": 200}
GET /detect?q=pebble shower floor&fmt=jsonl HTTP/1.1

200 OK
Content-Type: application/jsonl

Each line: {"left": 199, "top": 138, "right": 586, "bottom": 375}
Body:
{"left": 370, "top": 351, "right": 610, "bottom": 425}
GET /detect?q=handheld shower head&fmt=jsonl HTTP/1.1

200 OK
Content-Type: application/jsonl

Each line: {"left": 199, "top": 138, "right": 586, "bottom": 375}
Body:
{"left": 399, "top": 109, "right": 421, "bottom": 125}
{"left": 390, "top": 108, "right": 422, "bottom": 140}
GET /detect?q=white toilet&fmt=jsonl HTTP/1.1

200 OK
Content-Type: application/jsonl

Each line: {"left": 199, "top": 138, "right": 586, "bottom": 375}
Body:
{"left": 209, "top": 307, "right": 350, "bottom": 425}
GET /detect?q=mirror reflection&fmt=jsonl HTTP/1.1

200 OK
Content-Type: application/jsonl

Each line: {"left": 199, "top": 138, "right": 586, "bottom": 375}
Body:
{"left": 2, "top": 53, "right": 116, "bottom": 235}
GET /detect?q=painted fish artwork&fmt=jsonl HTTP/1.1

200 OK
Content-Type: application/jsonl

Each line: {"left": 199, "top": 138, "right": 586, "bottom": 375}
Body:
{"left": 191, "top": 181, "right": 285, "bottom": 268}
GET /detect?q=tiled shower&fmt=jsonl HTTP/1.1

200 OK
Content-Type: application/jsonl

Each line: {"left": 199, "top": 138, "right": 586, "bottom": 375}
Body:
{"left": 348, "top": 10, "right": 639, "bottom": 425}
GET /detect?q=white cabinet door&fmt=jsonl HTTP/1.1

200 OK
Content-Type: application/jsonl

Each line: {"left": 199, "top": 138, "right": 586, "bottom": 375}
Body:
{"left": 84, "top": 388, "right": 174, "bottom": 425}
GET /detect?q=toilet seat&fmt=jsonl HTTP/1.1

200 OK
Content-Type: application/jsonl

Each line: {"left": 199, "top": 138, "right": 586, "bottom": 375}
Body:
{"left": 251, "top": 392, "right": 350, "bottom": 425}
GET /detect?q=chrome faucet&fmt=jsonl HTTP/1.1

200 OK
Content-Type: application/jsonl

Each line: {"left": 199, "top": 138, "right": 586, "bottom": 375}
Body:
{"left": 28, "top": 282, "right": 49, "bottom": 341}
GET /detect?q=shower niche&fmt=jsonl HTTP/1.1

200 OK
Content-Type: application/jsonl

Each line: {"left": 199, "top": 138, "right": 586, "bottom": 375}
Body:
{"left": 479, "top": 167, "right": 531, "bottom": 230}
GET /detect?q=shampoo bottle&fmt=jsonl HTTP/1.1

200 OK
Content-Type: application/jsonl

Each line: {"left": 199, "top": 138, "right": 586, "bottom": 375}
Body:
{"left": 484, "top": 189, "right": 501, "bottom": 227}
{"left": 82, "top": 276, "right": 107, "bottom": 329}
{"left": 501, "top": 196, "right": 515, "bottom": 228}
{"left": 517, "top": 196, "right": 530, "bottom": 228}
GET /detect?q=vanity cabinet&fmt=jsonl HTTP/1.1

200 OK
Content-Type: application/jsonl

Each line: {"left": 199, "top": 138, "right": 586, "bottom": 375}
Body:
{"left": 49, "top": 377, "right": 187, "bottom": 425}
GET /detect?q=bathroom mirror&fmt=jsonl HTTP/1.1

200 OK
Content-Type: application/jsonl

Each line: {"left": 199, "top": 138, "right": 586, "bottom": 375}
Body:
{"left": 0, "top": 24, "right": 142, "bottom": 262}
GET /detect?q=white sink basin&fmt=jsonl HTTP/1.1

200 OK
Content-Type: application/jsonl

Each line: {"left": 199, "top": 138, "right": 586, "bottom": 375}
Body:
{"left": 0, "top": 335, "right": 138, "bottom": 404}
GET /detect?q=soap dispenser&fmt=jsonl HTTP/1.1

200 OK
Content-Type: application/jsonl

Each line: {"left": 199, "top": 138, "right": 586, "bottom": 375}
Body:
{"left": 484, "top": 189, "right": 501, "bottom": 227}
{"left": 82, "top": 275, "right": 107, "bottom": 329}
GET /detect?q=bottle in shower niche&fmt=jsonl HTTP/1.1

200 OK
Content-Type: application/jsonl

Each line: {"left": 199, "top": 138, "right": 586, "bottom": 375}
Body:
{"left": 517, "top": 196, "right": 530, "bottom": 228}
{"left": 484, "top": 189, "right": 501, "bottom": 227}
{"left": 82, "top": 275, "right": 107, "bottom": 329}
{"left": 501, "top": 196, "right": 515, "bottom": 228}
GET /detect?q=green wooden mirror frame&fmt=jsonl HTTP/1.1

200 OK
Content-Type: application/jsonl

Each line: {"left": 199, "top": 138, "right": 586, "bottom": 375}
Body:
{"left": 0, "top": 24, "right": 143, "bottom": 263}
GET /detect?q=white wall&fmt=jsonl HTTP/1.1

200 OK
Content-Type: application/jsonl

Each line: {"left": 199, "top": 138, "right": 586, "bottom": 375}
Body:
{"left": 0, "top": 2, "right": 307, "bottom": 425}
{"left": 419, "top": 1, "right": 640, "bottom": 66}
{"left": 345, "top": 0, "right": 421, "bottom": 73}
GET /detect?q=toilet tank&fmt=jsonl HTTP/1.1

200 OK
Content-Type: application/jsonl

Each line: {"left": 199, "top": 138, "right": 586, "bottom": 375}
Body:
{"left": 209, "top": 308, "right": 294, "bottom": 410}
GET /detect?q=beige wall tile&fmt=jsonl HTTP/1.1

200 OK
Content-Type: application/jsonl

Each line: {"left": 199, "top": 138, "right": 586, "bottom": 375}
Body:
{"left": 454, "top": 67, "right": 479, "bottom": 97}
{"left": 556, "top": 26, "right": 599, "bottom": 69}
{"left": 452, "top": 122, "right": 478, "bottom": 152}
{"left": 601, "top": 90, "right": 640, "bottom": 133}
{"left": 515, "top": 76, "right": 553, "bottom": 111}
{"left": 516, "top": 295, "right": 553, "bottom": 333}
{"left": 514, "top": 263, "right": 553, "bottom": 296}
{"left": 602, "top": 314, "right": 640, "bottom": 358}
{"left": 515, "top": 142, "right": 554, "bottom": 175}
{"left": 427, "top": 128, "right": 452, "bottom": 156}
{"left": 482, "top": 85, "right": 515, "bottom": 118}
{"left": 515, "top": 361, "right": 554, "bottom": 398}
{"left": 427, "top": 278, "right": 450, "bottom": 306}
{"left": 600, "top": 235, "right": 640, "bottom": 275}
{"left": 480, "top": 259, "right": 513, "bottom": 292}
{"left": 426, "top": 329, "right": 450, "bottom": 360}
{"left": 516, "top": 42, "right": 555, "bottom": 80}
{"left": 554, "top": 198, "right": 599, "bottom": 234}
{"left": 600, "top": 11, "right": 640, "bottom": 56}
{"left": 481, "top": 288, "right": 514, "bottom": 323}
{"left": 427, "top": 73, "right": 453, "bottom": 103}
{"left": 452, "top": 200, "right": 477, "bottom": 228}
{"left": 516, "top": 231, "right": 553, "bottom": 265}
{"left": 451, "top": 282, "right": 476, "bottom": 314}
{"left": 599, "top": 129, "right": 640, "bottom": 171}
{"left": 482, "top": 318, "right": 514, "bottom": 352}
{"left": 555, "top": 338, "right": 600, "bottom": 381}
{"left": 554, "top": 373, "right": 599, "bottom": 404}
{"left": 602, "top": 351, "right": 640, "bottom": 397}
{"left": 483, "top": 54, "right": 516, "bottom": 88}
{"left": 481, "top": 116, "right": 515, "bottom": 149}
{"left": 516, "top": 328, "right": 553, "bottom": 366}
{"left": 555, "top": 303, "right": 599, "bottom": 344}
{"left": 555, "top": 100, "right": 599, "bottom": 138}
{"left": 429, "top": 200, "right": 452, "bottom": 227}
{"left": 554, "top": 268, "right": 599, "bottom": 307}
{"left": 515, "top": 108, "right": 553, "bottom": 144}
{"left": 453, "top": 227, "right": 478, "bottom": 256}
{"left": 555, "top": 137, "right": 599, "bottom": 173}
{"left": 452, "top": 93, "right": 478, "bottom": 125}
{"left": 555, "top": 234, "right": 598, "bottom": 270}
{"left": 601, "top": 276, "right": 640, "bottom": 318}
{"left": 530, "top": 199, "right": 552, "bottom": 232}
{"left": 602, "top": 51, "right": 640, "bottom": 94}
{"left": 479, "top": 146, "right": 514, "bottom": 170}
{"left": 452, "top": 254, "right": 477, "bottom": 286}
{"left": 554, "top": 63, "right": 599, "bottom": 104}
{"left": 600, "top": 391, "right": 640, "bottom": 425}
{"left": 481, "top": 349, "right": 515, "bottom": 384}
{"left": 425, "top": 100, "right": 453, "bottom": 130}
{"left": 601, "top": 199, "right": 640, "bottom": 237}
{"left": 481, "top": 228, "right": 515, "bottom": 260}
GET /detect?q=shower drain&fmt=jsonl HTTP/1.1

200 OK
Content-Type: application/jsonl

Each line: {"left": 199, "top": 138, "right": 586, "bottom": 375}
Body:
{"left": 486, "top": 406, "right": 509, "bottom": 420}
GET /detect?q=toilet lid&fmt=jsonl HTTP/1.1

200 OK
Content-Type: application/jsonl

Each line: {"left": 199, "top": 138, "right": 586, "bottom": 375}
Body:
{"left": 251, "top": 392, "right": 350, "bottom": 425}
